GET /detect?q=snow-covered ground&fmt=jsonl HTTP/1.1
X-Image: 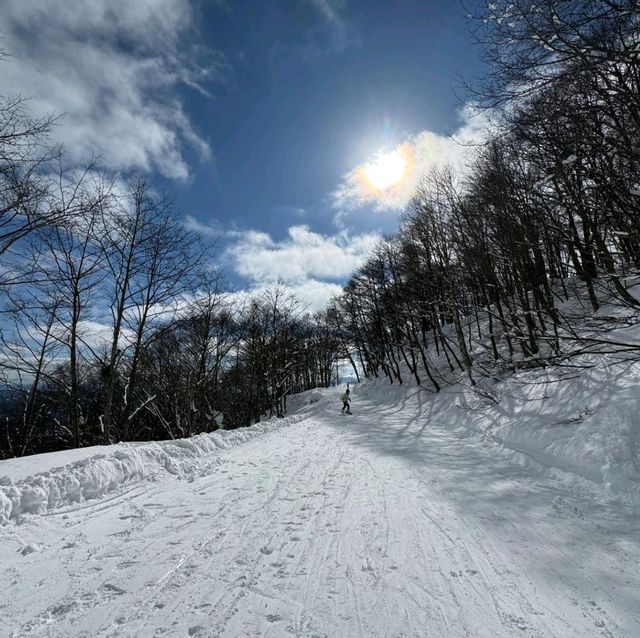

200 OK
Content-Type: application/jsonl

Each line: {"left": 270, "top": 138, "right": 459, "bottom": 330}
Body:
{"left": 1, "top": 381, "right": 639, "bottom": 637}
{"left": 0, "top": 415, "right": 309, "bottom": 526}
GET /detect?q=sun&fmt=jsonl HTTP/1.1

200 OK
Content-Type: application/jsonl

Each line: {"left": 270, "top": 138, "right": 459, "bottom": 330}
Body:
{"left": 364, "top": 149, "right": 407, "bottom": 190}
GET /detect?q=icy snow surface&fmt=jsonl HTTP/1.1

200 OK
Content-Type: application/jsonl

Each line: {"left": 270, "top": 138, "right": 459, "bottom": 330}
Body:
{"left": 1, "top": 383, "right": 639, "bottom": 637}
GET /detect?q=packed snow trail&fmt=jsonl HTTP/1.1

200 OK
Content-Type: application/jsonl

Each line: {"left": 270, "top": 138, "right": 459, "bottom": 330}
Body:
{"left": 1, "top": 388, "right": 639, "bottom": 637}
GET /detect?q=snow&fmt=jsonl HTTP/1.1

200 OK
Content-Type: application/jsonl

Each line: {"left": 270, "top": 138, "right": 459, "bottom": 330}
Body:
{"left": 0, "top": 414, "right": 309, "bottom": 526}
{"left": 0, "top": 376, "right": 639, "bottom": 636}
{"left": 0, "top": 445, "right": 116, "bottom": 482}
{"left": 366, "top": 357, "right": 640, "bottom": 508}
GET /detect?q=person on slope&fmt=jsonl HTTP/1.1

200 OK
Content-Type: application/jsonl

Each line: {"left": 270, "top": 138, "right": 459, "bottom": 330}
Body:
{"left": 340, "top": 388, "right": 352, "bottom": 414}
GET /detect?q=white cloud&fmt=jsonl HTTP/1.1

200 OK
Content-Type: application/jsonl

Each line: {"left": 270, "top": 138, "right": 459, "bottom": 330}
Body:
{"left": 184, "top": 215, "right": 223, "bottom": 238}
{"left": 225, "top": 225, "right": 380, "bottom": 284}
{"left": 286, "top": 279, "right": 344, "bottom": 311}
{"left": 222, "top": 224, "right": 381, "bottom": 312}
{"left": 333, "top": 105, "right": 493, "bottom": 213}
{"left": 76, "top": 320, "right": 131, "bottom": 353}
{"left": 226, "top": 279, "right": 343, "bottom": 314}
{"left": 1, "top": 0, "right": 226, "bottom": 180}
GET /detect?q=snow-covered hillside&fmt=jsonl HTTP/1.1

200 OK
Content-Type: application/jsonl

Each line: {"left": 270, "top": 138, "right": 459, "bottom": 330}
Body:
{"left": 364, "top": 357, "right": 640, "bottom": 508}
{"left": 1, "top": 376, "right": 639, "bottom": 637}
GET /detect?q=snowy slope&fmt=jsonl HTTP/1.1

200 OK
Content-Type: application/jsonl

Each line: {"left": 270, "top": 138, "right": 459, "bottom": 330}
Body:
{"left": 358, "top": 356, "right": 640, "bottom": 508}
{"left": 1, "top": 384, "right": 639, "bottom": 637}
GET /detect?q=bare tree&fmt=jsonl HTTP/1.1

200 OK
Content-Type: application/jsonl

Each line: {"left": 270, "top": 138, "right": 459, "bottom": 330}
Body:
{"left": 97, "top": 178, "right": 206, "bottom": 442}
{"left": 32, "top": 199, "right": 106, "bottom": 447}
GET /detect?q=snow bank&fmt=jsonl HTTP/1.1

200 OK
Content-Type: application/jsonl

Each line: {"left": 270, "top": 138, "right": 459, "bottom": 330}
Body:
{"left": 0, "top": 414, "right": 309, "bottom": 526}
{"left": 350, "top": 289, "right": 640, "bottom": 508}
{"left": 0, "top": 445, "right": 116, "bottom": 482}
{"left": 286, "top": 387, "right": 330, "bottom": 414}
{"left": 357, "top": 357, "right": 640, "bottom": 508}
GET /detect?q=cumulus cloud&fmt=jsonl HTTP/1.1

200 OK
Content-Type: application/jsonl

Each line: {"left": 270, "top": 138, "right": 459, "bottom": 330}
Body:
{"left": 1, "top": 0, "right": 226, "bottom": 179}
{"left": 333, "top": 105, "right": 493, "bottom": 213}
{"left": 222, "top": 224, "right": 381, "bottom": 311}
{"left": 286, "top": 278, "right": 344, "bottom": 311}
{"left": 226, "top": 279, "right": 344, "bottom": 314}
{"left": 225, "top": 225, "right": 380, "bottom": 284}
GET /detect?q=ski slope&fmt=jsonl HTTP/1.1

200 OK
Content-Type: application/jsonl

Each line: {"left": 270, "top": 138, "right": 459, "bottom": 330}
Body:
{"left": 1, "top": 386, "right": 639, "bottom": 637}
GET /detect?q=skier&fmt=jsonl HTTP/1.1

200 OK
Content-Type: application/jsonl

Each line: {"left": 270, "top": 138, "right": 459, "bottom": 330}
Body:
{"left": 340, "top": 388, "right": 351, "bottom": 414}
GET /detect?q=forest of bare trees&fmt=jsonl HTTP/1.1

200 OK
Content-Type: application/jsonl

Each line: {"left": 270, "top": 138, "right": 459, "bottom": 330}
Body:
{"left": 330, "top": 0, "right": 640, "bottom": 389}
{"left": 0, "top": 89, "right": 344, "bottom": 459}
{"left": 2, "top": 0, "right": 640, "bottom": 458}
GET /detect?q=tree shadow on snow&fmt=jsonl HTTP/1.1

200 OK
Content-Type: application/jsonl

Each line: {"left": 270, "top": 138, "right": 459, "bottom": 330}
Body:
{"left": 321, "top": 366, "right": 640, "bottom": 621}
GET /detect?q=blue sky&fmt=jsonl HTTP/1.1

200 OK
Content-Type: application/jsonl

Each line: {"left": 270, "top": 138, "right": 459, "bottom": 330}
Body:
{"left": 2, "top": 0, "right": 487, "bottom": 310}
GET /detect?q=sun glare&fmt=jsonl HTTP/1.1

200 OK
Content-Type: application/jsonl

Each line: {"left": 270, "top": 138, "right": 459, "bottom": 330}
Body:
{"left": 364, "top": 150, "right": 407, "bottom": 190}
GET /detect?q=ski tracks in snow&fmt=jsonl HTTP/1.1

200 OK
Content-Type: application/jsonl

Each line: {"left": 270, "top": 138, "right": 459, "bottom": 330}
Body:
{"left": 2, "top": 393, "right": 640, "bottom": 637}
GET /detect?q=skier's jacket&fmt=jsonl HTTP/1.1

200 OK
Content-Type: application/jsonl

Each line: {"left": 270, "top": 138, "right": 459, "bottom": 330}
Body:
{"left": 340, "top": 393, "right": 350, "bottom": 403}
